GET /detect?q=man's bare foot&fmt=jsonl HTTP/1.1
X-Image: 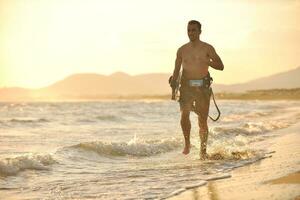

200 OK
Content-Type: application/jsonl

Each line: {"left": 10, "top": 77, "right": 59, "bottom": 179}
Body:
{"left": 182, "top": 145, "right": 191, "bottom": 155}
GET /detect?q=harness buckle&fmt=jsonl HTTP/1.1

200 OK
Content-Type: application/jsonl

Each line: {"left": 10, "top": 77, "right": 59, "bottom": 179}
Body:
{"left": 189, "top": 79, "right": 204, "bottom": 87}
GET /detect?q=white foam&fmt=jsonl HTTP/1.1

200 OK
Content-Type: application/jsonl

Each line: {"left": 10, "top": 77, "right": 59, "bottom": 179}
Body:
{"left": 203, "top": 173, "right": 232, "bottom": 181}
{"left": 206, "top": 136, "right": 257, "bottom": 160}
{"left": 167, "top": 188, "right": 186, "bottom": 197}
{"left": 0, "top": 154, "right": 56, "bottom": 176}
{"left": 221, "top": 111, "right": 272, "bottom": 122}
{"left": 212, "top": 120, "right": 291, "bottom": 137}
{"left": 69, "top": 137, "right": 182, "bottom": 157}
{"left": 185, "top": 180, "right": 207, "bottom": 189}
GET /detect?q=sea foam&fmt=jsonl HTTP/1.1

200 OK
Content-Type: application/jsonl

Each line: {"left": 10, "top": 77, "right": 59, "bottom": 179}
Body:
{"left": 0, "top": 154, "right": 56, "bottom": 176}
{"left": 69, "top": 137, "right": 182, "bottom": 157}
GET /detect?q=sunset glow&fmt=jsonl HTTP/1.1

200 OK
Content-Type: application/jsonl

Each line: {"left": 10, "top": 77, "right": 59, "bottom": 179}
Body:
{"left": 1, "top": 0, "right": 299, "bottom": 88}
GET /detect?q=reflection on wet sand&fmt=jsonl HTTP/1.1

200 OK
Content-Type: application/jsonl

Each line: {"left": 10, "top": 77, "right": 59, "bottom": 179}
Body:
{"left": 191, "top": 182, "right": 220, "bottom": 200}
{"left": 207, "top": 183, "right": 220, "bottom": 200}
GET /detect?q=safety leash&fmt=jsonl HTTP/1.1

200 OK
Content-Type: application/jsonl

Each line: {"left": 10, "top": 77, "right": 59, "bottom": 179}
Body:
{"left": 208, "top": 88, "right": 221, "bottom": 121}
{"left": 191, "top": 88, "right": 221, "bottom": 122}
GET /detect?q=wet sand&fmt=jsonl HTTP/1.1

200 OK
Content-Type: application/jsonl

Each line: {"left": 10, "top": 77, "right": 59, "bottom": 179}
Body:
{"left": 269, "top": 171, "right": 300, "bottom": 184}
{"left": 168, "top": 123, "right": 300, "bottom": 200}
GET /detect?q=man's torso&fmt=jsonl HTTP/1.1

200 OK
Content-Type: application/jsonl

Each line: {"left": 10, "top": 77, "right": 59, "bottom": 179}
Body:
{"left": 180, "top": 41, "right": 211, "bottom": 79}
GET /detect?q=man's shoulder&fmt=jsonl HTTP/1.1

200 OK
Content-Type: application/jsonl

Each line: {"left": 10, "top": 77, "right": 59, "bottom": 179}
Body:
{"left": 177, "top": 43, "right": 189, "bottom": 52}
{"left": 200, "top": 41, "right": 214, "bottom": 49}
{"left": 178, "top": 43, "right": 187, "bottom": 49}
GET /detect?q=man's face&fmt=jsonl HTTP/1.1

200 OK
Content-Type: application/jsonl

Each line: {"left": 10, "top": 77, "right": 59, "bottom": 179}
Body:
{"left": 187, "top": 24, "right": 201, "bottom": 41}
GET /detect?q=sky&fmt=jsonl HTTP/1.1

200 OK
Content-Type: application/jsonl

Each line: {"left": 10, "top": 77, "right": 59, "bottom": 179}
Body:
{"left": 0, "top": 0, "right": 299, "bottom": 88}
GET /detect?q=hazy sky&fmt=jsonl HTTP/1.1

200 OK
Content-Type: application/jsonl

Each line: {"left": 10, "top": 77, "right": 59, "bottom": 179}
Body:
{"left": 1, "top": 0, "right": 299, "bottom": 88}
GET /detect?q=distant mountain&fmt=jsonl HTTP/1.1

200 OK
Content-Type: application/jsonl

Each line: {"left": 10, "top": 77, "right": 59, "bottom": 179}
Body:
{"left": 0, "top": 66, "right": 299, "bottom": 101}
{"left": 213, "top": 66, "right": 300, "bottom": 92}
{"left": 42, "top": 72, "right": 171, "bottom": 96}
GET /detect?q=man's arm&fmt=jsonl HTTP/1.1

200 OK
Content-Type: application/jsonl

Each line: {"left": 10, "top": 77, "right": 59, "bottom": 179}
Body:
{"left": 172, "top": 48, "right": 182, "bottom": 82}
{"left": 207, "top": 45, "right": 224, "bottom": 71}
{"left": 170, "top": 48, "right": 182, "bottom": 100}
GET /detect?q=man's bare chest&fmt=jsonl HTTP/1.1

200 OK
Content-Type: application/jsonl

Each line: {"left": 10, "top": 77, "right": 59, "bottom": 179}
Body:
{"left": 182, "top": 48, "right": 209, "bottom": 63}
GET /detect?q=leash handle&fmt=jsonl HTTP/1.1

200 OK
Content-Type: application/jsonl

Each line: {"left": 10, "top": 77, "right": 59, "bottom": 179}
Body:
{"left": 171, "top": 88, "right": 176, "bottom": 100}
{"left": 169, "top": 72, "right": 182, "bottom": 101}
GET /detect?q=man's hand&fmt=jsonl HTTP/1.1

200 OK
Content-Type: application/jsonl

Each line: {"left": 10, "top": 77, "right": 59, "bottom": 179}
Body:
{"left": 170, "top": 77, "right": 177, "bottom": 88}
{"left": 169, "top": 76, "right": 178, "bottom": 100}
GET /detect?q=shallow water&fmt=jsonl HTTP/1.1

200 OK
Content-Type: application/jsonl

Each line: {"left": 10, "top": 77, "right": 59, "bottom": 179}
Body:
{"left": 0, "top": 100, "right": 300, "bottom": 199}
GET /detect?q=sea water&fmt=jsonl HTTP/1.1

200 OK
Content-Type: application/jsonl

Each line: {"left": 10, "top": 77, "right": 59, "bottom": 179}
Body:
{"left": 0, "top": 100, "right": 300, "bottom": 199}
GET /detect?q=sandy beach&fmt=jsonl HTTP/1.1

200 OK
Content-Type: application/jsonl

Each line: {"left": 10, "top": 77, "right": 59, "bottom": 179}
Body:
{"left": 168, "top": 122, "right": 300, "bottom": 200}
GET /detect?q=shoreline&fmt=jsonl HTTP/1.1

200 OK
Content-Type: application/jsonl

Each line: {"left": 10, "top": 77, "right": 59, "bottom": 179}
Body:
{"left": 0, "top": 96, "right": 300, "bottom": 102}
{"left": 1, "top": 88, "right": 300, "bottom": 102}
{"left": 167, "top": 122, "right": 300, "bottom": 200}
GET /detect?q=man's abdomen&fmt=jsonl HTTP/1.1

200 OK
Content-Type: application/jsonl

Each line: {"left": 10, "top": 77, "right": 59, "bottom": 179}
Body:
{"left": 182, "top": 64, "right": 209, "bottom": 79}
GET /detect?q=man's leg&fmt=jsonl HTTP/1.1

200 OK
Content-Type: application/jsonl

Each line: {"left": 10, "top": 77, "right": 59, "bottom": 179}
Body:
{"left": 198, "top": 118, "right": 209, "bottom": 159}
{"left": 181, "top": 108, "right": 191, "bottom": 154}
{"left": 196, "top": 90, "right": 211, "bottom": 159}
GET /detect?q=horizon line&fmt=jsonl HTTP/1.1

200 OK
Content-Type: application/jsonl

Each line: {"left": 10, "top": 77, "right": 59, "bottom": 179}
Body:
{"left": 1, "top": 66, "right": 299, "bottom": 90}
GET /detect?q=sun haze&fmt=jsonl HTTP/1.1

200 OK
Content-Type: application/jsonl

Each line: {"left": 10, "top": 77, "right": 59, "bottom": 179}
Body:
{"left": 0, "top": 0, "right": 299, "bottom": 88}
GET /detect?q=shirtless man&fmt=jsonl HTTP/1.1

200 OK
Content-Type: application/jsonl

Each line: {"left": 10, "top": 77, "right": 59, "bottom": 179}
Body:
{"left": 171, "top": 20, "right": 224, "bottom": 159}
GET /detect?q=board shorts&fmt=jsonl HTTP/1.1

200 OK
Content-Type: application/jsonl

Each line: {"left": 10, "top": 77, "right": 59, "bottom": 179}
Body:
{"left": 179, "top": 75, "right": 212, "bottom": 113}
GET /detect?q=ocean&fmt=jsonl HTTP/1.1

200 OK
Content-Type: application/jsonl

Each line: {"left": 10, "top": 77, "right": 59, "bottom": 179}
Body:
{"left": 1, "top": 100, "right": 300, "bottom": 199}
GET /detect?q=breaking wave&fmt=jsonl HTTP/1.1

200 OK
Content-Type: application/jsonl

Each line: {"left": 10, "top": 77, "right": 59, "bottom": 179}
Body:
{"left": 208, "top": 148, "right": 258, "bottom": 160}
{"left": 221, "top": 111, "right": 273, "bottom": 122}
{"left": 68, "top": 137, "right": 182, "bottom": 157}
{"left": 0, "top": 154, "right": 56, "bottom": 176}
{"left": 212, "top": 121, "right": 290, "bottom": 136}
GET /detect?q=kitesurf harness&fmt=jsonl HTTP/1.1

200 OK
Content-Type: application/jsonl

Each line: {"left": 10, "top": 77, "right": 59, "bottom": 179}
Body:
{"left": 169, "top": 71, "right": 221, "bottom": 122}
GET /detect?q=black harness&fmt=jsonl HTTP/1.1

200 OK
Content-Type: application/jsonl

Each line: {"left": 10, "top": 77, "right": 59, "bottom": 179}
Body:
{"left": 169, "top": 71, "right": 221, "bottom": 122}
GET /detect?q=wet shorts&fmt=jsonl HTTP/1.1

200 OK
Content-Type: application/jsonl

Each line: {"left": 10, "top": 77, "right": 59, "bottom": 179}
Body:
{"left": 179, "top": 85, "right": 211, "bottom": 112}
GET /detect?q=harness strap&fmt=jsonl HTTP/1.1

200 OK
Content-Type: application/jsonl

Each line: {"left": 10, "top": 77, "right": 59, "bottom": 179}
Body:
{"left": 191, "top": 88, "right": 221, "bottom": 122}
{"left": 208, "top": 88, "right": 221, "bottom": 121}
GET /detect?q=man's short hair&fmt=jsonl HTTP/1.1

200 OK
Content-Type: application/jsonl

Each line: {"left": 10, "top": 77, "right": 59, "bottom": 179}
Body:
{"left": 188, "top": 20, "right": 201, "bottom": 31}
